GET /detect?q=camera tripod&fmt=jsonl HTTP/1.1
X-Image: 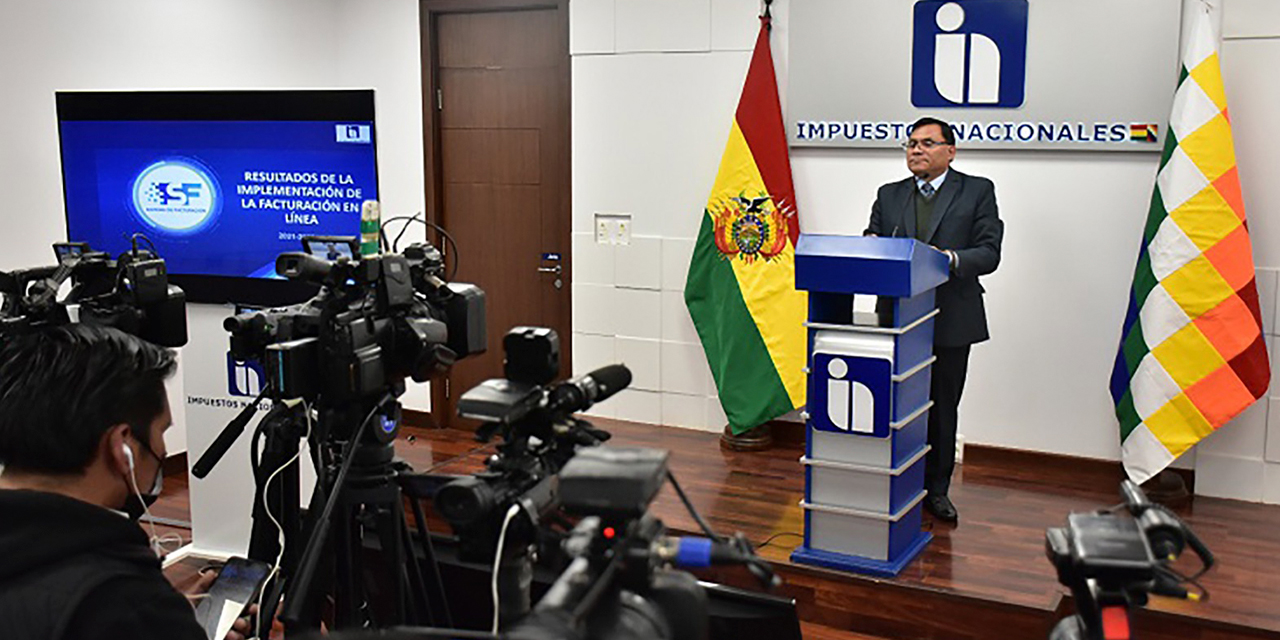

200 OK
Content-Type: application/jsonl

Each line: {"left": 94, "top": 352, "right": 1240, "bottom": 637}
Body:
{"left": 240, "top": 395, "right": 452, "bottom": 637}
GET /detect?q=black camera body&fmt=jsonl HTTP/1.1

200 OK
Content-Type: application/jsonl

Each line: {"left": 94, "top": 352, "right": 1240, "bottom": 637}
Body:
{"left": 225, "top": 240, "right": 485, "bottom": 411}
{"left": 436, "top": 327, "right": 626, "bottom": 562}
{"left": 506, "top": 446, "right": 708, "bottom": 640}
{"left": 1045, "top": 481, "right": 1214, "bottom": 640}
{"left": 0, "top": 242, "right": 187, "bottom": 347}
{"left": 559, "top": 446, "right": 669, "bottom": 522}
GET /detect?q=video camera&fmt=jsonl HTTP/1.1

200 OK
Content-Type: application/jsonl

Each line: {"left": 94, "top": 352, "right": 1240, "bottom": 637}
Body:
{"left": 506, "top": 446, "right": 708, "bottom": 640}
{"left": 436, "top": 444, "right": 775, "bottom": 640}
{"left": 0, "top": 241, "right": 187, "bottom": 347}
{"left": 426, "top": 329, "right": 777, "bottom": 639}
{"left": 435, "top": 327, "right": 628, "bottom": 563}
{"left": 224, "top": 238, "right": 484, "bottom": 408}
{"left": 190, "top": 235, "right": 487, "bottom": 637}
{"left": 307, "top": 445, "right": 779, "bottom": 640}
{"left": 1045, "top": 480, "right": 1214, "bottom": 640}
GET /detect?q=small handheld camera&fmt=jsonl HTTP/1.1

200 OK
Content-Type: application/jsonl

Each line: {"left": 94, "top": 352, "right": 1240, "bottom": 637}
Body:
{"left": 1045, "top": 481, "right": 1214, "bottom": 640}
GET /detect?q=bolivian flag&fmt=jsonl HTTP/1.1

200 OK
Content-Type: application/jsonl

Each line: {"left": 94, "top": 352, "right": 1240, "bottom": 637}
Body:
{"left": 685, "top": 16, "right": 807, "bottom": 435}
{"left": 1130, "top": 124, "right": 1159, "bottom": 142}
{"left": 1111, "top": 8, "right": 1269, "bottom": 483}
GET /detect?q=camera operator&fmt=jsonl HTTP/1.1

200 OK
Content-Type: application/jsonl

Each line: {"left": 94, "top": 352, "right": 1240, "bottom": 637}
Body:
{"left": 0, "top": 325, "right": 249, "bottom": 640}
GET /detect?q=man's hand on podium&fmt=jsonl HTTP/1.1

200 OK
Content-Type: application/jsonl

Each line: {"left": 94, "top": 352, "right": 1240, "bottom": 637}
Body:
{"left": 927, "top": 244, "right": 958, "bottom": 274}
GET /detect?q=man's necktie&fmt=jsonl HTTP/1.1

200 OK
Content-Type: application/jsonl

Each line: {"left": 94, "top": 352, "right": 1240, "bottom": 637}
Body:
{"left": 921, "top": 182, "right": 935, "bottom": 199}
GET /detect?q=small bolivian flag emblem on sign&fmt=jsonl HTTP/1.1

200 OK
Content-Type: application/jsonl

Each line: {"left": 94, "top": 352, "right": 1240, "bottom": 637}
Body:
{"left": 1130, "top": 124, "right": 1159, "bottom": 142}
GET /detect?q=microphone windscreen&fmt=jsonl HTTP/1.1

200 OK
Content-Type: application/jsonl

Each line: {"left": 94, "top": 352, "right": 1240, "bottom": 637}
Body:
{"left": 587, "top": 364, "right": 632, "bottom": 401}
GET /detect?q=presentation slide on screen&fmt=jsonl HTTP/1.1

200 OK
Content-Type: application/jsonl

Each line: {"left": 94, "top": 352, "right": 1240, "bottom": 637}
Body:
{"left": 60, "top": 120, "right": 377, "bottom": 279}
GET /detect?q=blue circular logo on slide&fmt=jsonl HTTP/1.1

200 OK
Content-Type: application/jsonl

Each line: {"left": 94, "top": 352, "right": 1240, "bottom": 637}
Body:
{"left": 131, "top": 159, "right": 220, "bottom": 233}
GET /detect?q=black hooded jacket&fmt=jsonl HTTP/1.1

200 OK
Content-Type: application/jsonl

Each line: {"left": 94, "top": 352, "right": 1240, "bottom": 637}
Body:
{"left": 0, "top": 489, "right": 205, "bottom": 640}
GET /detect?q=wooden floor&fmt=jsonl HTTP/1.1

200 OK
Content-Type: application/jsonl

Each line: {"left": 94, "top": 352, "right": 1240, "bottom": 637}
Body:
{"left": 159, "top": 418, "right": 1280, "bottom": 640}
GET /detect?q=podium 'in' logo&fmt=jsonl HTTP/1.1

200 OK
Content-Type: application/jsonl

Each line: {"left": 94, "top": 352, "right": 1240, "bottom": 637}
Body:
{"left": 810, "top": 353, "right": 889, "bottom": 436}
{"left": 911, "top": 0, "right": 1028, "bottom": 108}
{"left": 826, "top": 358, "right": 875, "bottom": 433}
{"left": 227, "top": 353, "right": 265, "bottom": 397}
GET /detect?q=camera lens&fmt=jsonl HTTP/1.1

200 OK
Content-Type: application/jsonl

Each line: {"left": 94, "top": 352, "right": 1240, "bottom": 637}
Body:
{"left": 435, "top": 476, "right": 495, "bottom": 527}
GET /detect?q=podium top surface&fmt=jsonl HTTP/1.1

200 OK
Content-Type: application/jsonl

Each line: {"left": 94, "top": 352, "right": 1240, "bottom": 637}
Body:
{"left": 795, "top": 235, "right": 950, "bottom": 297}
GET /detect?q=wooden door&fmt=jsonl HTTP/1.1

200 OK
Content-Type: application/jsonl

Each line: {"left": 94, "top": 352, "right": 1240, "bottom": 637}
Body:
{"left": 421, "top": 1, "right": 571, "bottom": 427}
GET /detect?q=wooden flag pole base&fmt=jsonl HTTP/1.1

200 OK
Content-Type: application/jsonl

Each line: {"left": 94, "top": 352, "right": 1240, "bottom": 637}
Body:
{"left": 1140, "top": 469, "right": 1192, "bottom": 509}
{"left": 720, "top": 423, "right": 774, "bottom": 451}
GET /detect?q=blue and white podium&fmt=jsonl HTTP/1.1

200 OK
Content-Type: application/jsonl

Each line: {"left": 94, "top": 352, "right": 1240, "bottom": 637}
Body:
{"left": 790, "top": 235, "right": 949, "bottom": 577}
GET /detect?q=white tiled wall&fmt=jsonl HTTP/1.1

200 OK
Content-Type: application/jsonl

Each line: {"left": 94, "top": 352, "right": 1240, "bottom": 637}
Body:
{"left": 613, "top": 288, "right": 662, "bottom": 340}
{"left": 614, "top": 0, "right": 711, "bottom": 53}
{"left": 661, "top": 392, "right": 708, "bottom": 429}
{"left": 569, "top": 0, "right": 615, "bottom": 55}
{"left": 572, "top": 232, "right": 615, "bottom": 285}
{"left": 614, "top": 236, "right": 663, "bottom": 290}
{"left": 611, "top": 388, "right": 665, "bottom": 424}
{"left": 570, "top": 0, "right": 773, "bottom": 434}
{"left": 571, "top": 283, "right": 615, "bottom": 335}
{"left": 710, "top": 0, "right": 765, "bottom": 51}
{"left": 660, "top": 341, "right": 713, "bottom": 395}
{"left": 1263, "top": 266, "right": 1280, "bottom": 504}
{"left": 1196, "top": 452, "right": 1266, "bottom": 502}
{"left": 572, "top": 230, "right": 723, "bottom": 432}
{"left": 573, "top": 332, "right": 617, "bottom": 373}
{"left": 1265, "top": 463, "right": 1280, "bottom": 503}
{"left": 617, "top": 337, "right": 662, "bottom": 391}
{"left": 660, "top": 291, "right": 700, "bottom": 343}
{"left": 661, "top": 238, "right": 696, "bottom": 285}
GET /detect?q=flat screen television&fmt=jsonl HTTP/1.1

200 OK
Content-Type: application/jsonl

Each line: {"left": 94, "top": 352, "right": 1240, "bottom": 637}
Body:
{"left": 56, "top": 89, "right": 379, "bottom": 305}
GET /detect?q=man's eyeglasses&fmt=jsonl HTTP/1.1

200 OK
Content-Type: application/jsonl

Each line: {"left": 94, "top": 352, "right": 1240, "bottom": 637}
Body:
{"left": 901, "top": 139, "right": 951, "bottom": 150}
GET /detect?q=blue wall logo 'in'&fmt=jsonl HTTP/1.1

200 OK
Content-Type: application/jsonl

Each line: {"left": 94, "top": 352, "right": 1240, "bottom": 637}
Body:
{"left": 911, "top": 0, "right": 1028, "bottom": 108}
{"left": 132, "top": 159, "right": 220, "bottom": 233}
{"left": 227, "top": 353, "right": 265, "bottom": 398}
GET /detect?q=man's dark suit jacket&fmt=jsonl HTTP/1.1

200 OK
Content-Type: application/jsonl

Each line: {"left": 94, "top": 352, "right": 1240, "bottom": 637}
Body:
{"left": 865, "top": 169, "right": 1003, "bottom": 347}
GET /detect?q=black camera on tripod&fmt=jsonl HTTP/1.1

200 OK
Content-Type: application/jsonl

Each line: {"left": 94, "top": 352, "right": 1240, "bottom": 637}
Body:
{"left": 505, "top": 446, "right": 709, "bottom": 640}
{"left": 423, "top": 329, "right": 778, "bottom": 640}
{"left": 1045, "top": 480, "right": 1215, "bottom": 640}
{"left": 224, "top": 239, "right": 485, "bottom": 409}
{"left": 191, "top": 236, "right": 487, "bottom": 637}
{"left": 435, "top": 327, "right": 629, "bottom": 564}
{"left": 0, "top": 241, "right": 187, "bottom": 346}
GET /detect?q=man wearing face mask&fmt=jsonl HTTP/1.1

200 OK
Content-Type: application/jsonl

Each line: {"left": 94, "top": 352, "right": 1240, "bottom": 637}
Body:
{"left": 0, "top": 324, "right": 208, "bottom": 640}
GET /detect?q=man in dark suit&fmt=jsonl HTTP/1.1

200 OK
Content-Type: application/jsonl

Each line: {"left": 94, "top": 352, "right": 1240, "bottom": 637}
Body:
{"left": 865, "top": 116, "right": 1003, "bottom": 523}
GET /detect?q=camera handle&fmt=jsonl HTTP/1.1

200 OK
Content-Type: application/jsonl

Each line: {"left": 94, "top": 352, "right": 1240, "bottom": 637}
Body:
{"left": 245, "top": 400, "right": 309, "bottom": 640}
{"left": 192, "top": 384, "right": 271, "bottom": 478}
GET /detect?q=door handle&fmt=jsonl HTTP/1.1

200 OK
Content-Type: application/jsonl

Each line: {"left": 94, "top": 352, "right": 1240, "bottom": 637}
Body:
{"left": 538, "top": 265, "right": 562, "bottom": 274}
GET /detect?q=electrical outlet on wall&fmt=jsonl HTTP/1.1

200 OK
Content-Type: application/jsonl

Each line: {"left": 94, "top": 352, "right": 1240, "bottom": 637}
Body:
{"left": 593, "top": 212, "right": 633, "bottom": 245}
{"left": 596, "top": 216, "right": 610, "bottom": 244}
{"left": 616, "top": 218, "right": 631, "bottom": 245}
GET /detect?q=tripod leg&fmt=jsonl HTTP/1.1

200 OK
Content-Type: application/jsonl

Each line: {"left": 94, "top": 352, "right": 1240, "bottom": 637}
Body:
{"left": 409, "top": 497, "right": 454, "bottom": 627}
{"left": 247, "top": 409, "right": 306, "bottom": 638}
{"left": 334, "top": 498, "right": 363, "bottom": 628}
{"left": 368, "top": 494, "right": 409, "bottom": 625}
{"left": 395, "top": 498, "right": 435, "bottom": 625}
